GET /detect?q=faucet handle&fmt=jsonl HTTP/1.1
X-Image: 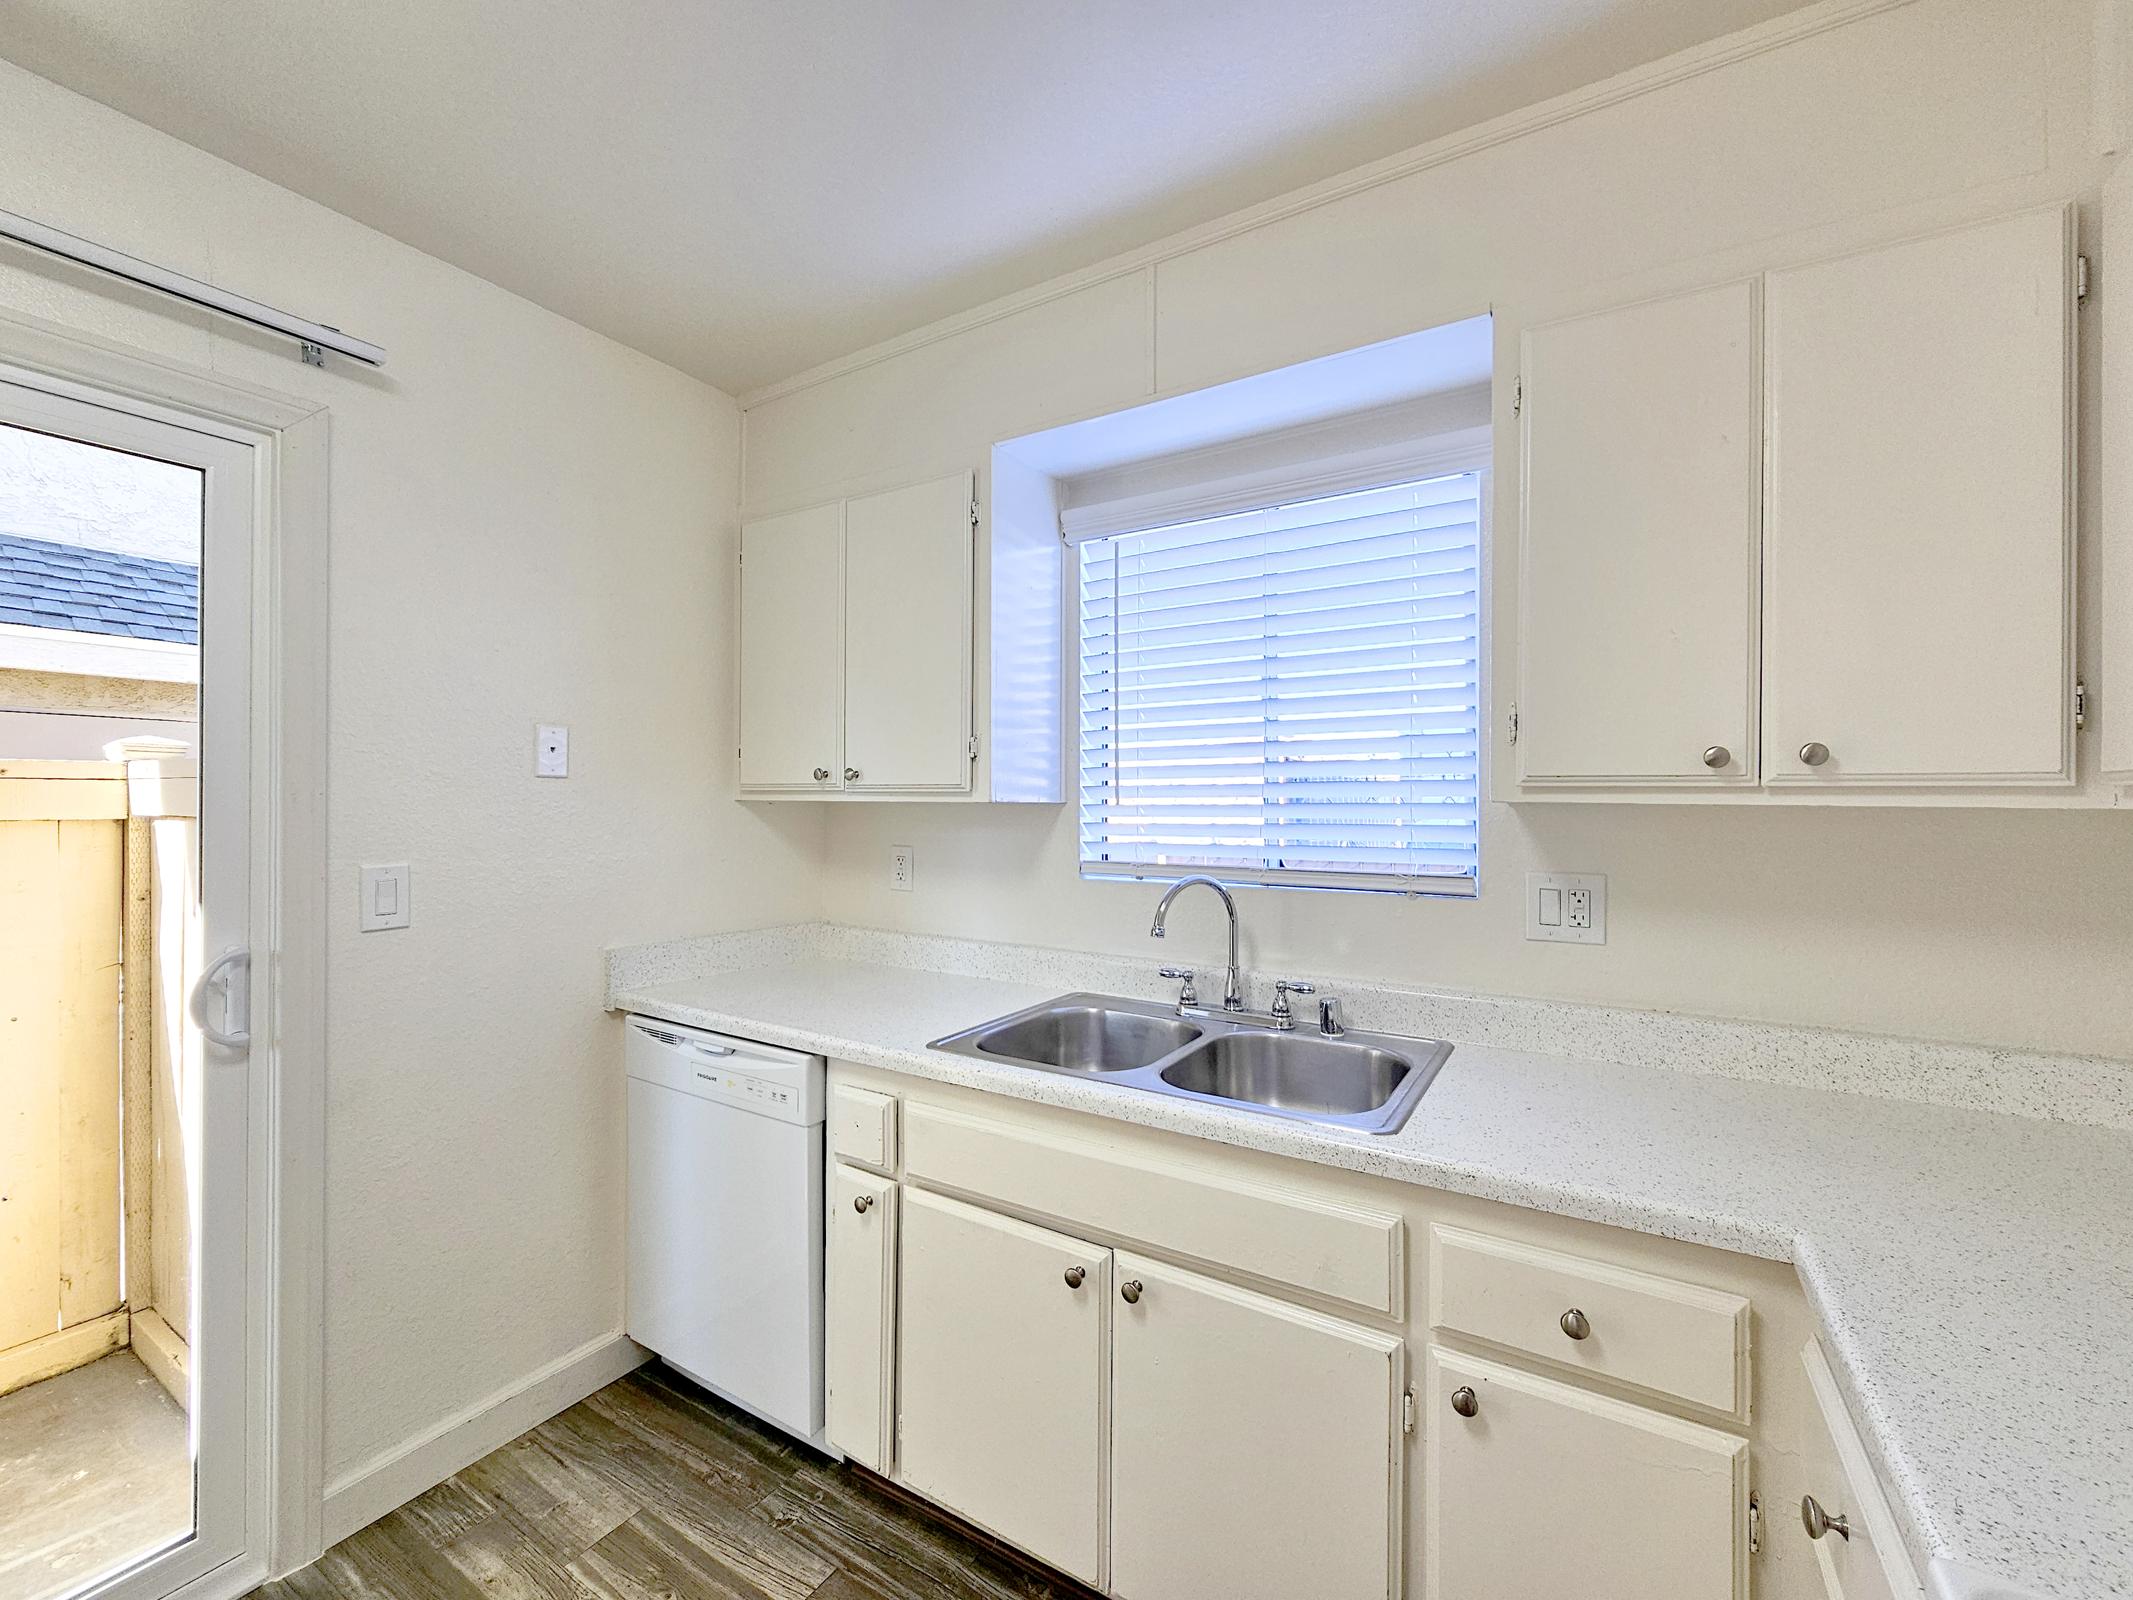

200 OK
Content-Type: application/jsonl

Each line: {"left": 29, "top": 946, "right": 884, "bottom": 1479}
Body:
{"left": 1158, "top": 967, "right": 1199, "bottom": 1008}
{"left": 1316, "top": 994, "right": 1346, "bottom": 1037}
{"left": 1271, "top": 978, "right": 1316, "bottom": 1025}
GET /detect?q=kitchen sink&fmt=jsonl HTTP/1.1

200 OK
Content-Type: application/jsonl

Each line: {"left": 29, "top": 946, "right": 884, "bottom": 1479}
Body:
{"left": 930, "top": 992, "right": 1450, "bottom": 1135}
{"left": 969, "top": 1004, "right": 1201, "bottom": 1072}
{"left": 1158, "top": 1031, "right": 1413, "bottom": 1117}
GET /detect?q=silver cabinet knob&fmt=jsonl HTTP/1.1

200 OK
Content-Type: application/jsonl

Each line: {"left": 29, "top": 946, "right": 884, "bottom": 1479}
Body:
{"left": 1798, "top": 742, "right": 1831, "bottom": 767}
{"left": 1120, "top": 1279, "right": 1143, "bottom": 1304}
{"left": 812, "top": 767, "right": 831, "bottom": 781}
{"left": 1560, "top": 1307, "right": 1591, "bottom": 1341}
{"left": 852, "top": 1193, "right": 873, "bottom": 1214}
{"left": 844, "top": 767, "right": 860, "bottom": 782}
{"left": 1702, "top": 745, "right": 1730, "bottom": 769}
{"left": 1801, "top": 1495, "right": 1850, "bottom": 1542}
{"left": 1063, "top": 1265, "right": 1085, "bottom": 1289}
{"left": 1450, "top": 1385, "right": 1479, "bottom": 1418}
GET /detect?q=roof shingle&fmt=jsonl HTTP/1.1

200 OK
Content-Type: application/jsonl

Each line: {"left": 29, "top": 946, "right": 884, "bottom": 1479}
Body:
{"left": 0, "top": 533, "right": 199, "bottom": 646}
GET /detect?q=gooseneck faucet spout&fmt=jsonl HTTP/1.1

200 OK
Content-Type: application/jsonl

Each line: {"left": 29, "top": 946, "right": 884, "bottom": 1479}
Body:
{"left": 1149, "top": 875, "right": 1245, "bottom": 1012}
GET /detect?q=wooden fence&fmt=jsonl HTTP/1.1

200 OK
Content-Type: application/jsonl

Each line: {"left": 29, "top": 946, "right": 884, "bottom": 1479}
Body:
{"left": 0, "top": 757, "right": 194, "bottom": 1404}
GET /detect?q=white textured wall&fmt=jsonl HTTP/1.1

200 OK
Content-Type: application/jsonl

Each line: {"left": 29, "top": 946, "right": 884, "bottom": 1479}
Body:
{"left": 0, "top": 58, "right": 825, "bottom": 1486}
{"left": 751, "top": 0, "right": 2133, "bottom": 1063}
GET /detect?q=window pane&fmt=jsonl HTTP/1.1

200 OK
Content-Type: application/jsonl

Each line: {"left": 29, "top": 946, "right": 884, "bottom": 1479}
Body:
{"left": 1078, "top": 472, "right": 1481, "bottom": 892}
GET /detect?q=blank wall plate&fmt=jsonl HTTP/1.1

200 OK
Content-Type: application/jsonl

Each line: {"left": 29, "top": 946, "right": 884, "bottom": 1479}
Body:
{"left": 1526, "top": 871, "right": 1606, "bottom": 945}
{"left": 359, "top": 863, "right": 411, "bottom": 932}
{"left": 890, "top": 845, "right": 915, "bottom": 892}
{"left": 536, "top": 724, "right": 569, "bottom": 777}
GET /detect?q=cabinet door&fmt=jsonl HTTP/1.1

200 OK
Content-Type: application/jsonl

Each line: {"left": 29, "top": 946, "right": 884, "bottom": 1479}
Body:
{"left": 897, "top": 1190, "right": 1108, "bottom": 1585}
{"left": 1518, "top": 281, "right": 1761, "bottom": 787}
{"left": 1109, "top": 1253, "right": 1404, "bottom": 1600}
{"left": 1424, "top": 1347, "right": 1748, "bottom": 1600}
{"left": 843, "top": 473, "right": 974, "bottom": 791}
{"left": 739, "top": 501, "right": 844, "bottom": 791}
{"left": 825, "top": 1164, "right": 895, "bottom": 1471}
{"left": 1764, "top": 208, "right": 2073, "bottom": 787}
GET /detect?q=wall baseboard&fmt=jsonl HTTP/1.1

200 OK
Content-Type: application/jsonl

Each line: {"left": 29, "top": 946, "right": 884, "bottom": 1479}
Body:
{"left": 0, "top": 1309, "right": 127, "bottom": 1397}
{"left": 319, "top": 1332, "right": 650, "bottom": 1549}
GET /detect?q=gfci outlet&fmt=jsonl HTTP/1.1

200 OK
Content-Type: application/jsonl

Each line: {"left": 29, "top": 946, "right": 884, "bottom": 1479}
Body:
{"left": 890, "top": 845, "right": 915, "bottom": 892}
{"left": 1526, "top": 872, "right": 1607, "bottom": 945}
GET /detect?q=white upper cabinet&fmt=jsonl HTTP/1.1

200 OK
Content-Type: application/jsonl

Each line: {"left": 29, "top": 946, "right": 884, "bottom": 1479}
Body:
{"left": 1511, "top": 206, "right": 2076, "bottom": 802}
{"left": 1519, "top": 281, "right": 1761, "bottom": 786}
{"left": 738, "top": 501, "right": 843, "bottom": 791}
{"left": 1764, "top": 209, "right": 2073, "bottom": 788}
{"left": 738, "top": 470, "right": 976, "bottom": 797}
{"left": 843, "top": 473, "right": 975, "bottom": 791}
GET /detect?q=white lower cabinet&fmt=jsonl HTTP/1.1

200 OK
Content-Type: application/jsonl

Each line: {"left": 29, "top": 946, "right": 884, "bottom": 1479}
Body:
{"left": 825, "top": 1163, "right": 896, "bottom": 1471}
{"left": 1424, "top": 1346, "right": 1749, "bottom": 1600}
{"left": 897, "top": 1189, "right": 1110, "bottom": 1586}
{"left": 1108, "top": 1253, "right": 1404, "bottom": 1600}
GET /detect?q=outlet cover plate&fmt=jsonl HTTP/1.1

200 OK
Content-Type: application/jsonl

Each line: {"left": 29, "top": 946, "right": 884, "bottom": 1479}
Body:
{"left": 536, "top": 724, "right": 569, "bottom": 778}
{"left": 890, "top": 845, "right": 915, "bottom": 892}
{"left": 1526, "top": 871, "right": 1606, "bottom": 945}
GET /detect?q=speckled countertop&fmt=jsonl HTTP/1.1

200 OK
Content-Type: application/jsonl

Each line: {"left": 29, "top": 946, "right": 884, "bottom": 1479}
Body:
{"left": 609, "top": 937, "right": 2133, "bottom": 1600}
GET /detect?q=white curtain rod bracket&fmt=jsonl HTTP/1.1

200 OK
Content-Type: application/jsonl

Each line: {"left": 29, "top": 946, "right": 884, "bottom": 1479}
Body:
{"left": 0, "top": 206, "right": 386, "bottom": 368}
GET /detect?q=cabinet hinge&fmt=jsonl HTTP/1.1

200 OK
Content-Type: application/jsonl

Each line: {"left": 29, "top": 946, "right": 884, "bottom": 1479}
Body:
{"left": 1506, "top": 702, "right": 1519, "bottom": 745}
{"left": 971, "top": 494, "right": 980, "bottom": 532}
{"left": 1512, "top": 375, "right": 1522, "bottom": 416}
{"left": 2076, "top": 254, "right": 2090, "bottom": 302}
{"left": 967, "top": 732, "right": 980, "bottom": 760}
{"left": 1402, "top": 1389, "right": 1416, "bottom": 1435}
{"left": 1747, "top": 1493, "right": 1761, "bottom": 1556}
{"left": 2075, "top": 677, "right": 2088, "bottom": 732}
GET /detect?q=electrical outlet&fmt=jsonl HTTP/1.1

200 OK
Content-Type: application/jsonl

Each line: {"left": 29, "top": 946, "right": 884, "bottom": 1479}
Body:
{"left": 890, "top": 845, "right": 915, "bottom": 892}
{"left": 536, "top": 724, "right": 569, "bottom": 778}
{"left": 1526, "top": 872, "right": 1606, "bottom": 945}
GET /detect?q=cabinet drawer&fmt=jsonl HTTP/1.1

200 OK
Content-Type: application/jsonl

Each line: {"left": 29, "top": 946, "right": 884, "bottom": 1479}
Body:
{"left": 1796, "top": 1339, "right": 1923, "bottom": 1600}
{"left": 905, "top": 1103, "right": 1402, "bottom": 1317}
{"left": 1429, "top": 1225, "right": 1749, "bottom": 1417}
{"left": 829, "top": 1082, "right": 899, "bottom": 1173}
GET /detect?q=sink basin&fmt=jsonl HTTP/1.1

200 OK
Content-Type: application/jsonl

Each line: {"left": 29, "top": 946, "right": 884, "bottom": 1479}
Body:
{"left": 1158, "top": 1031, "right": 1412, "bottom": 1116}
{"left": 970, "top": 1004, "right": 1201, "bottom": 1073}
{"left": 930, "top": 991, "right": 1451, "bottom": 1134}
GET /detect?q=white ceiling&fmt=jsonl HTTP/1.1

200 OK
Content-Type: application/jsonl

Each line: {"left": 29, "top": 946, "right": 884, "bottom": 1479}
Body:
{"left": 0, "top": 0, "right": 1814, "bottom": 395}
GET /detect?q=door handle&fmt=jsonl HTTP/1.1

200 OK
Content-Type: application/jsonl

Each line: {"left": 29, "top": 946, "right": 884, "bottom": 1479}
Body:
{"left": 190, "top": 947, "right": 251, "bottom": 1050}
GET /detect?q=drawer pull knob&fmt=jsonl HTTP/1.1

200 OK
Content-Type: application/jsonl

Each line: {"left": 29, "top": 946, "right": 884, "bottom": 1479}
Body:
{"left": 1702, "top": 745, "right": 1730, "bottom": 769}
{"left": 1064, "top": 1266, "right": 1085, "bottom": 1289}
{"left": 852, "top": 1194, "right": 873, "bottom": 1214}
{"left": 1798, "top": 741, "right": 1832, "bottom": 768}
{"left": 1120, "top": 1279, "right": 1143, "bottom": 1304}
{"left": 1801, "top": 1495, "right": 1851, "bottom": 1542}
{"left": 844, "top": 767, "right": 860, "bottom": 782}
{"left": 1560, "top": 1307, "right": 1591, "bottom": 1341}
{"left": 1450, "top": 1385, "right": 1479, "bottom": 1419}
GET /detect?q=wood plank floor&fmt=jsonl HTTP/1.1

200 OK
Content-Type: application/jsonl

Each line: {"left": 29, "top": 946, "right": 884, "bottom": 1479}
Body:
{"left": 250, "top": 1365, "right": 1098, "bottom": 1600}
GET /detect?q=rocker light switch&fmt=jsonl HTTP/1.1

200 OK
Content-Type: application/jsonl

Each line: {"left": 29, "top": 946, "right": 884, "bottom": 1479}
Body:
{"left": 360, "top": 863, "right": 412, "bottom": 932}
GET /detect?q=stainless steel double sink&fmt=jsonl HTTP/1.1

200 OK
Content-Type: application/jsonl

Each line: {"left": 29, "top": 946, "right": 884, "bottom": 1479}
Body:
{"left": 929, "top": 992, "right": 1451, "bottom": 1135}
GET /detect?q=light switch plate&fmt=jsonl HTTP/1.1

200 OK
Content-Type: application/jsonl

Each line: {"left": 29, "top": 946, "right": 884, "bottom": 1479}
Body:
{"left": 359, "top": 863, "right": 412, "bottom": 932}
{"left": 1526, "top": 871, "right": 1606, "bottom": 945}
{"left": 890, "top": 845, "right": 915, "bottom": 892}
{"left": 536, "top": 724, "right": 569, "bottom": 778}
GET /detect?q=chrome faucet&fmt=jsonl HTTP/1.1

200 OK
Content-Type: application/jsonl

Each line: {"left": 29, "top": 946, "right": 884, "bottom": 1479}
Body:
{"left": 1149, "top": 875, "right": 1245, "bottom": 1012}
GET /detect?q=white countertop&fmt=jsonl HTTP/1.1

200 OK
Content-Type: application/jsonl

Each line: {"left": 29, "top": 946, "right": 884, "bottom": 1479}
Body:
{"left": 611, "top": 953, "right": 2133, "bottom": 1600}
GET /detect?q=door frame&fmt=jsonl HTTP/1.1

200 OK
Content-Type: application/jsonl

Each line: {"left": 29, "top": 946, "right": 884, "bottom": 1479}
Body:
{"left": 0, "top": 304, "right": 331, "bottom": 1597}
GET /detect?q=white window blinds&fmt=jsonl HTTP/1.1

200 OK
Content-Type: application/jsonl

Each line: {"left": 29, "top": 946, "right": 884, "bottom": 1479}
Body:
{"left": 1078, "top": 470, "right": 1482, "bottom": 894}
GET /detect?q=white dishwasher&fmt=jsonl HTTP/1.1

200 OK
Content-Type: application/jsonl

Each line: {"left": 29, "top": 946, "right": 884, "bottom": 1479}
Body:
{"left": 625, "top": 1013, "right": 826, "bottom": 1447}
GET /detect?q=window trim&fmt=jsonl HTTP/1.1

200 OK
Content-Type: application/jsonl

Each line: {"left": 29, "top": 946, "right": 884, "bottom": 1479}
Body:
{"left": 1067, "top": 444, "right": 1491, "bottom": 898}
